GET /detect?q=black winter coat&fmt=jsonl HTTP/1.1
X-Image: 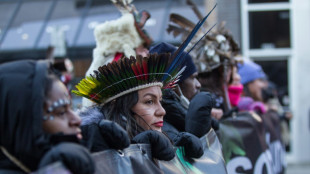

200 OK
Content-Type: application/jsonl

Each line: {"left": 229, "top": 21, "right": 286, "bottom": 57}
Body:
{"left": 161, "top": 90, "right": 188, "bottom": 139}
{"left": 162, "top": 89, "right": 214, "bottom": 139}
{"left": 0, "top": 60, "right": 51, "bottom": 173}
{"left": 0, "top": 60, "right": 92, "bottom": 174}
{"left": 79, "top": 107, "right": 110, "bottom": 152}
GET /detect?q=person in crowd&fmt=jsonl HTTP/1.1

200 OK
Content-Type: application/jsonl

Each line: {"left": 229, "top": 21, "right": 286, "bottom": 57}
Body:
{"left": 0, "top": 60, "right": 94, "bottom": 174}
{"left": 73, "top": 52, "right": 204, "bottom": 161}
{"left": 227, "top": 63, "right": 243, "bottom": 108}
{"left": 262, "top": 81, "right": 293, "bottom": 151}
{"left": 237, "top": 60, "right": 268, "bottom": 114}
{"left": 238, "top": 60, "right": 287, "bottom": 173}
{"left": 83, "top": 0, "right": 152, "bottom": 108}
{"left": 148, "top": 42, "right": 215, "bottom": 138}
{"left": 167, "top": 7, "right": 240, "bottom": 121}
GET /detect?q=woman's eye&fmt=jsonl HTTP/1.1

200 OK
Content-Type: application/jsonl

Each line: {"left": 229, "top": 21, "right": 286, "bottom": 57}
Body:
{"left": 54, "top": 110, "right": 67, "bottom": 118}
{"left": 145, "top": 100, "right": 154, "bottom": 105}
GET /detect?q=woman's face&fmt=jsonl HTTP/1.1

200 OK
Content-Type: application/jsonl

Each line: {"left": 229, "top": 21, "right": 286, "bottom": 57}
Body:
{"left": 179, "top": 72, "right": 201, "bottom": 101}
{"left": 131, "top": 86, "right": 166, "bottom": 132}
{"left": 227, "top": 66, "right": 241, "bottom": 86}
{"left": 42, "top": 80, "right": 82, "bottom": 140}
{"left": 248, "top": 79, "right": 267, "bottom": 102}
{"left": 230, "top": 66, "right": 241, "bottom": 86}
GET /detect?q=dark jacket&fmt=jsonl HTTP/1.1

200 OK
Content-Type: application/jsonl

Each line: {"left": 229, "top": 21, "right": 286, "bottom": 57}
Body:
{"left": 0, "top": 60, "right": 51, "bottom": 173}
{"left": 161, "top": 90, "right": 188, "bottom": 139}
{"left": 0, "top": 60, "right": 94, "bottom": 174}
{"left": 162, "top": 89, "right": 214, "bottom": 139}
{"left": 79, "top": 107, "right": 110, "bottom": 152}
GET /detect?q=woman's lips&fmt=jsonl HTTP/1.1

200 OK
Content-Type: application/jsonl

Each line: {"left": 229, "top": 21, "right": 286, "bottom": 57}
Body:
{"left": 153, "top": 121, "right": 163, "bottom": 127}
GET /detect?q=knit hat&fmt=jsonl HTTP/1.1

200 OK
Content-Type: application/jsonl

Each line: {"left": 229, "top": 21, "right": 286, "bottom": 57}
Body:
{"left": 238, "top": 60, "right": 266, "bottom": 85}
{"left": 149, "top": 42, "right": 197, "bottom": 82}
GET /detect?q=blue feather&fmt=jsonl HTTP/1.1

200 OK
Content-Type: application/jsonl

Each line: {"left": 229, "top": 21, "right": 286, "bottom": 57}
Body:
{"left": 166, "top": 3, "right": 217, "bottom": 75}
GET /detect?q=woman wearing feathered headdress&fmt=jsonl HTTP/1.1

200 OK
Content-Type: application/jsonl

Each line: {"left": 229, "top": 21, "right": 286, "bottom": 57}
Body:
{"left": 73, "top": 1, "right": 225, "bottom": 169}
{"left": 74, "top": 51, "right": 205, "bottom": 162}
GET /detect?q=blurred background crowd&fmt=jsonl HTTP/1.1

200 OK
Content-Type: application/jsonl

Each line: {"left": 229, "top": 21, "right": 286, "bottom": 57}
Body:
{"left": 0, "top": 0, "right": 310, "bottom": 173}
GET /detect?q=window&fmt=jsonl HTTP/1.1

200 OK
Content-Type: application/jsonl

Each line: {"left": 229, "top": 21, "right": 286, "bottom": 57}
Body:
{"left": 249, "top": 10, "right": 290, "bottom": 49}
{"left": 248, "top": 0, "right": 289, "bottom": 4}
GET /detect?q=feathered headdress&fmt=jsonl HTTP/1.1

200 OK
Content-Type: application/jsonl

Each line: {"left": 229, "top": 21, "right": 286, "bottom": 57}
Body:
{"left": 73, "top": 1, "right": 217, "bottom": 105}
{"left": 73, "top": 53, "right": 184, "bottom": 104}
{"left": 167, "top": 0, "right": 239, "bottom": 73}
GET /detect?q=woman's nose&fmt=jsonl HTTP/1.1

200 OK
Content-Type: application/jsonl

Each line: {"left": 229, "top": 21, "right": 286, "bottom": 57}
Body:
{"left": 234, "top": 73, "right": 241, "bottom": 84}
{"left": 69, "top": 110, "right": 81, "bottom": 127}
{"left": 195, "top": 78, "right": 201, "bottom": 89}
{"left": 156, "top": 103, "right": 166, "bottom": 117}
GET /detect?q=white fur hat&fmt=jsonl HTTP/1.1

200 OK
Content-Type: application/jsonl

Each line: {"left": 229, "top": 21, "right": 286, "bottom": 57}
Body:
{"left": 93, "top": 13, "right": 143, "bottom": 58}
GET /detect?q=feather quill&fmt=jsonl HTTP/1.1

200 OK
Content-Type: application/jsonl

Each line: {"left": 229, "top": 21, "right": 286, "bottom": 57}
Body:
{"left": 166, "top": 3, "right": 217, "bottom": 75}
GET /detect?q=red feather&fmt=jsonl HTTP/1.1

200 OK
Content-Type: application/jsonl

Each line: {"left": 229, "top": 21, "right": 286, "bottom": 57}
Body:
{"left": 135, "top": 59, "right": 143, "bottom": 80}
{"left": 142, "top": 57, "right": 148, "bottom": 80}
{"left": 131, "top": 63, "right": 140, "bottom": 80}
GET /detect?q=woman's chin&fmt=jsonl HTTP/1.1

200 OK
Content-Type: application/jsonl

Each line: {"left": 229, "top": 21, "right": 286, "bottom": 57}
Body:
{"left": 151, "top": 127, "right": 162, "bottom": 132}
{"left": 76, "top": 133, "right": 83, "bottom": 140}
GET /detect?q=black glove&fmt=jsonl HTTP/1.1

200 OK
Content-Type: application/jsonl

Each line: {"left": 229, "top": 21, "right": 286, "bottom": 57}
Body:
{"left": 222, "top": 107, "right": 239, "bottom": 119}
{"left": 39, "top": 143, "right": 95, "bottom": 174}
{"left": 211, "top": 118, "right": 220, "bottom": 131}
{"left": 185, "top": 92, "right": 214, "bottom": 138}
{"left": 81, "top": 119, "right": 130, "bottom": 152}
{"left": 98, "top": 119, "right": 130, "bottom": 150}
{"left": 173, "top": 132, "right": 203, "bottom": 158}
{"left": 132, "top": 130, "right": 175, "bottom": 161}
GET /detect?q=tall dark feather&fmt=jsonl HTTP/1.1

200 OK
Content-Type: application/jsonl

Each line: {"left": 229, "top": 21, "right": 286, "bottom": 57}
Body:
{"left": 167, "top": 3, "right": 217, "bottom": 75}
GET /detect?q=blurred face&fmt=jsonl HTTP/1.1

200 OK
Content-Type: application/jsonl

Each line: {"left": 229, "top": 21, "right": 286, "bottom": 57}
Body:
{"left": 230, "top": 66, "right": 241, "bottom": 86}
{"left": 42, "top": 80, "right": 82, "bottom": 140}
{"left": 132, "top": 86, "right": 166, "bottom": 132}
{"left": 248, "top": 79, "right": 267, "bottom": 102}
{"left": 179, "top": 72, "right": 201, "bottom": 101}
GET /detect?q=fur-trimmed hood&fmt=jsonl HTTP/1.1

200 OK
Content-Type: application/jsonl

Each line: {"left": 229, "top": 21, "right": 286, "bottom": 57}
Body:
{"left": 79, "top": 107, "right": 105, "bottom": 126}
{"left": 0, "top": 60, "right": 51, "bottom": 171}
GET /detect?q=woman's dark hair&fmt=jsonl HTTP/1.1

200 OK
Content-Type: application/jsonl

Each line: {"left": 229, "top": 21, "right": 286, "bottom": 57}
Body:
{"left": 101, "top": 91, "right": 144, "bottom": 138}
